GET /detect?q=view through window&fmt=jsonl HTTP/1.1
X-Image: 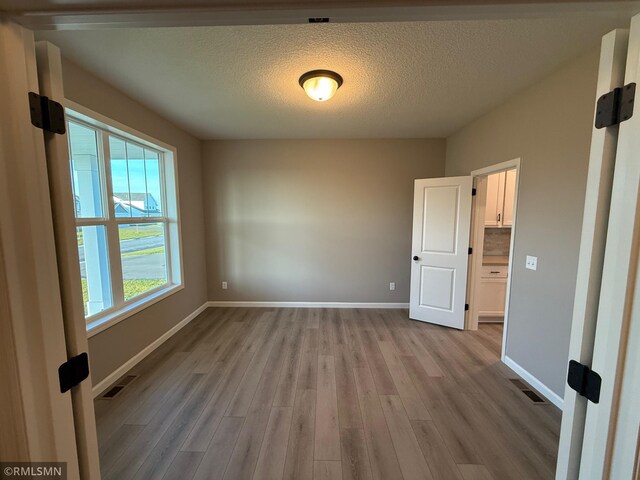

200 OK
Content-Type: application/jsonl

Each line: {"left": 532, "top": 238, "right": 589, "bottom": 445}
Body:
{"left": 67, "top": 112, "right": 181, "bottom": 329}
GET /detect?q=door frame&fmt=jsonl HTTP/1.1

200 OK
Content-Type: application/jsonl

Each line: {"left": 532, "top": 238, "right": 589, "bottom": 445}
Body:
{"left": 467, "top": 158, "right": 521, "bottom": 362}
{"left": 0, "top": 17, "right": 81, "bottom": 474}
{"left": 555, "top": 27, "right": 629, "bottom": 480}
{"left": 579, "top": 13, "right": 640, "bottom": 478}
{"left": 36, "top": 41, "right": 102, "bottom": 479}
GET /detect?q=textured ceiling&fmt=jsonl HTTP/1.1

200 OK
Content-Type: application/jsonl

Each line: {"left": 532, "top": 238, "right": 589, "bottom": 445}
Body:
{"left": 39, "top": 15, "right": 628, "bottom": 139}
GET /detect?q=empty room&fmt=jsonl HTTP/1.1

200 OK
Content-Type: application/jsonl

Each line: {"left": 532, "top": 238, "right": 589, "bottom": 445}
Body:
{"left": 1, "top": 1, "right": 640, "bottom": 479}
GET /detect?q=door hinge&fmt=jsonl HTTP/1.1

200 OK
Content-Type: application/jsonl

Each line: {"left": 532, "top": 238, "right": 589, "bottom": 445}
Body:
{"left": 29, "top": 92, "right": 66, "bottom": 135}
{"left": 465, "top": 303, "right": 469, "bottom": 311}
{"left": 58, "top": 352, "right": 90, "bottom": 393}
{"left": 595, "top": 83, "right": 635, "bottom": 129}
{"left": 567, "top": 360, "right": 601, "bottom": 404}
{"left": 468, "top": 247, "right": 473, "bottom": 254}
{"left": 472, "top": 188, "right": 477, "bottom": 196}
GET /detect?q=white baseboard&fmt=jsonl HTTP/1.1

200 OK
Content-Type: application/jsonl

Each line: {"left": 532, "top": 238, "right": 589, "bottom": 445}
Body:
{"left": 206, "top": 301, "right": 409, "bottom": 309}
{"left": 503, "top": 355, "right": 564, "bottom": 410}
{"left": 91, "top": 302, "right": 208, "bottom": 398}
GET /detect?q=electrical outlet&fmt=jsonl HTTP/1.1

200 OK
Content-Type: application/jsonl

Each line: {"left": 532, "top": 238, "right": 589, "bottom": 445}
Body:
{"left": 389, "top": 282, "right": 396, "bottom": 291}
{"left": 222, "top": 281, "right": 228, "bottom": 289}
{"left": 526, "top": 256, "right": 538, "bottom": 271}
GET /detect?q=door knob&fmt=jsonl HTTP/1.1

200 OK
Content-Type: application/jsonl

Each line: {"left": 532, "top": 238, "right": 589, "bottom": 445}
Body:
{"left": 413, "top": 256, "right": 420, "bottom": 261}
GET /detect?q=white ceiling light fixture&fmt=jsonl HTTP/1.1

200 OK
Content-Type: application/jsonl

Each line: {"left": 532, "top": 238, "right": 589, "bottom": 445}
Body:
{"left": 299, "top": 70, "right": 343, "bottom": 102}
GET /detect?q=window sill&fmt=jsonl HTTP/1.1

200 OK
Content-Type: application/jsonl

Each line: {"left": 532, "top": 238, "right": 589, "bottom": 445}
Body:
{"left": 86, "top": 284, "right": 184, "bottom": 337}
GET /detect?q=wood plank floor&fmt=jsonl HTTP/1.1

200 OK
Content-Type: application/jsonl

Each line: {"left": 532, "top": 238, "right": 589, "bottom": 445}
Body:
{"left": 94, "top": 308, "right": 561, "bottom": 480}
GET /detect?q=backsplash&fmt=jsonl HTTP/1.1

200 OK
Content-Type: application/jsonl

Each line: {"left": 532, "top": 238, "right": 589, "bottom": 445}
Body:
{"left": 483, "top": 227, "right": 511, "bottom": 256}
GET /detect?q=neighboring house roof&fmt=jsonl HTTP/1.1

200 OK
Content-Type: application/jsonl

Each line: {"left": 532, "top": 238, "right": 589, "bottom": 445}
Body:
{"left": 113, "top": 192, "right": 160, "bottom": 215}
{"left": 113, "top": 200, "right": 148, "bottom": 217}
{"left": 114, "top": 192, "right": 157, "bottom": 204}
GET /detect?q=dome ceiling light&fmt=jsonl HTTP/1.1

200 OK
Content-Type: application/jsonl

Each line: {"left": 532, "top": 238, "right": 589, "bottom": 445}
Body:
{"left": 299, "top": 70, "right": 343, "bottom": 102}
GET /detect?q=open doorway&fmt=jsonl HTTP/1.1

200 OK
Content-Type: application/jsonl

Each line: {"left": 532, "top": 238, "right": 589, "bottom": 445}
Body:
{"left": 467, "top": 159, "right": 520, "bottom": 360}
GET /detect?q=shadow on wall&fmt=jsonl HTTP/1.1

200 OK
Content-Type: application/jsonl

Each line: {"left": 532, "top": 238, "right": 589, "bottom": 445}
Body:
{"left": 203, "top": 139, "right": 447, "bottom": 303}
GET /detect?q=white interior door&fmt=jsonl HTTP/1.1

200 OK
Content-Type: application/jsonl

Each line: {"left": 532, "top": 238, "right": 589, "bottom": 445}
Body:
{"left": 410, "top": 176, "right": 472, "bottom": 329}
{"left": 609, "top": 251, "right": 640, "bottom": 480}
{"left": 36, "top": 41, "right": 101, "bottom": 479}
{"left": 579, "top": 12, "right": 640, "bottom": 479}
{"left": 0, "top": 19, "right": 80, "bottom": 476}
{"left": 556, "top": 27, "right": 629, "bottom": 479}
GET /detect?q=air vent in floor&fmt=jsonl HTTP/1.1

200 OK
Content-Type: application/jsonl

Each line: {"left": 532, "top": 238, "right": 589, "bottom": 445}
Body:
{"left": 510, "top": 378, "right": 547, "bottom": 404}
{"left": 509, "top": 378, "right": 528, "bottom": 390}
{"left": 102, "top": 385, "right": 124, "bottom": 398}
{"left": 101, "top": 374, "right": 138, "bottom": 399}
{"left": 522, "top": 390, "right": 546, "bottom": 403}
{"left": 118, "top": 374, "right": 138, "bottom": 386}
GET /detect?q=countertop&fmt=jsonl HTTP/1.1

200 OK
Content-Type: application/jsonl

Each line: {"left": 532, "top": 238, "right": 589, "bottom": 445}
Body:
{"left": 482, "top": 255, "right": 509, "bottom": 266}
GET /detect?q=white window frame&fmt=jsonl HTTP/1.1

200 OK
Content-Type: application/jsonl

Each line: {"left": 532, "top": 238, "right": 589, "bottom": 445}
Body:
{"left": 65, "top": 100, "right": 184, "bottom": 337}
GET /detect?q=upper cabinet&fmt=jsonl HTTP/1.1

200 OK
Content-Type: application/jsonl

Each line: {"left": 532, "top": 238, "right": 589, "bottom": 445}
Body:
{"left": 484, "top": 172, "right": 502, "bottom": 227}
{"left": 484, "top": 169, "right": 516, "bottom": 228}
{"left": 502, "top": 169, "right": 516, "bottom": 227}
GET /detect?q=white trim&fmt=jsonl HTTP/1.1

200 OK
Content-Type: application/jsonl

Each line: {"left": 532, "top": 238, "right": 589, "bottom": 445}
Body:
{"left": 469, "top": 158, "right": 521, "bottom": 362}
{"left": 36, "top": 40, "right": 101, "bottom": 478}
{"left": 87, "top": 284, "right": 184, "bottom": 337}
{"left": 207, "top": 301, "right": 409, "bottom": 309}
{"left": 581, "top": 13, "right": 640, "bottom": 478}
{"left": 91, "top": 301, "right": 207, "bottom": 397}
{"left": 10, "top": 2, "right": 639, "bottom": 30}
{"left": 0, "top": 22, "right": 80, "bottom": 471}
{"left": 64, "top": 99, "right": 175, "bottom": 152}
{"left": 556, "top": 28, "right": 629, "bottom": 480}
{"left": 503, "top": 355, "right": 564, "bottom": 410}
{"left": 65, "top": 101, "right": 185, "bottom": 335}
{"left": 470, "top": 158, "right": 520, "bottom": 178}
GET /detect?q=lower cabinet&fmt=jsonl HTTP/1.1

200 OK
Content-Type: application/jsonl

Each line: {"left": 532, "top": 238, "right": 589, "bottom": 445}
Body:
{"left": 477, "top": 265, "right": 508, "bottom": 319}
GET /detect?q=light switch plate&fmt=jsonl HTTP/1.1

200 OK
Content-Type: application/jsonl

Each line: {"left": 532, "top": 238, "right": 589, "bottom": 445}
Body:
{"left": 526, "top": 256, "right": 538, "bottom": 271}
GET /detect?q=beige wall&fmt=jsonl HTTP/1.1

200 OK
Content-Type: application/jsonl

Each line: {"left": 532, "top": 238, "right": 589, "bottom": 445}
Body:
{"left": 203, "top": 139, "right": 445, "bottom": 303}
{"left": 446, "top": 48, "right": 600, "bottom": 398}
{"left": 62, "top": 59, "right": 208, "bottom": 385}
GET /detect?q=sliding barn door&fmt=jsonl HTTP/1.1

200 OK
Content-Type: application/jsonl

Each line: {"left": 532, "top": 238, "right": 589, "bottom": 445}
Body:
{"left": 410, "top": 176, "right": 472, "bottom": 329}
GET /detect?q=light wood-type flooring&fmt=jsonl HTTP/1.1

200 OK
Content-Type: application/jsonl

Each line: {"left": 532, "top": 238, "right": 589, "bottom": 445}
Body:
{"left": 95, "top": 308, "right": 561, "bottom": 480}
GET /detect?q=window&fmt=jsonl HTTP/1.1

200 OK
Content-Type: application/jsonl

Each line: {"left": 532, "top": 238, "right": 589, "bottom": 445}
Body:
{"left": 66, "top": 107, "right": 182, "bottom": 333}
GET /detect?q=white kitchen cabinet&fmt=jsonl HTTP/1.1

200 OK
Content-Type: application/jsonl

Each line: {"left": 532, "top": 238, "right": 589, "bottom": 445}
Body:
{"left": 484, "top": 172, "right": 503, "bottom": 227}
{"left": 477, "top": 264, "right": 508, "bottom": 319}
{"left": 502, "top": 169, "right": 517, "bottom": 227}
{"left": 484, "top": 169, "right": 516, "bottom": 228}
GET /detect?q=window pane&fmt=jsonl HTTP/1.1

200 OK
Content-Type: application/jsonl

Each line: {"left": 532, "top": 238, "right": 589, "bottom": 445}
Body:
{"left": 68, "top": 122, "right": 104, "bottom": 218}
{"left": 109, "top": 136, "right": 131, "bottom": 218}
{"left": 144, "top": 149, "right": 163, "bottom": 215}
{"left": 109, "top": 136, "right": 164, "bottom": 219}
{"left": 77, "top": 226, "right": 112, "bottom": 317}
{"left": 126, "top": 143, "right": 147, "bottom": 217}
{"left": 119, "top": 223, "right": 167, "bottom": 301}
